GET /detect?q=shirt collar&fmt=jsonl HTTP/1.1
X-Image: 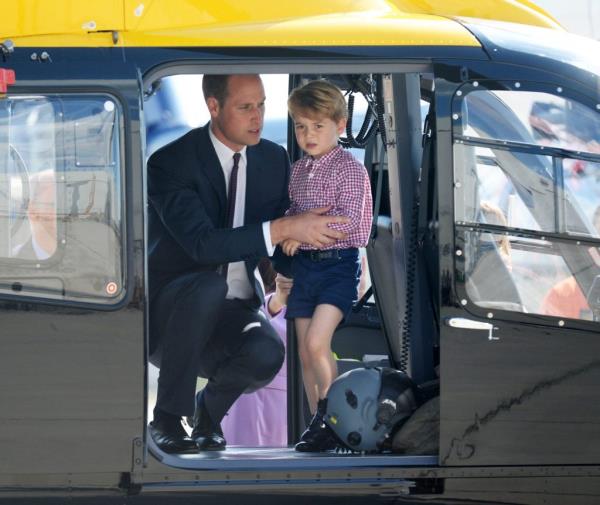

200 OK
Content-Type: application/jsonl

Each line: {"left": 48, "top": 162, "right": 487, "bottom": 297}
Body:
{"left": 310, "top": 145, "right": 342, "bottom": 167}
{"left": 208, "top": 123, "right": 247, "bottom": 168}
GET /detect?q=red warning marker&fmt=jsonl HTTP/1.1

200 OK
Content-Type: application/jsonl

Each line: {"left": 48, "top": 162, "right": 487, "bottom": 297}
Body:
{"left": 0, "top": 68, "right": 15, "bottom": 93}
{"left": 106, "top": 281, "right": 118, "bottom": 295}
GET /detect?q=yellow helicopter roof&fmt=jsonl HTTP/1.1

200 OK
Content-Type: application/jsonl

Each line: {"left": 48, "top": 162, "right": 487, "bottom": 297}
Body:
{"left": 2, "top": 0, "right": 561, "bottom": 48}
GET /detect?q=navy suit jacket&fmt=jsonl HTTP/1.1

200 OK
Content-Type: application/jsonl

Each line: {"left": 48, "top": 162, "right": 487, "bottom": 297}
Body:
{"left": 147, "top": 123, "right": 290, "bottom": 305}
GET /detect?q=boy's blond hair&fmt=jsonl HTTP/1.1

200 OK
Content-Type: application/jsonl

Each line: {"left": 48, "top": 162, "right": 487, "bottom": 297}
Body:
{"left": 288, "top": 80, "right": 348, "bottom": 122}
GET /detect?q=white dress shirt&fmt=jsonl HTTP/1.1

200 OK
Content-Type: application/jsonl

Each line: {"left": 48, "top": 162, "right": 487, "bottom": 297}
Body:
{"left": 208, "top": 126, "right": 274, "bottom": 300}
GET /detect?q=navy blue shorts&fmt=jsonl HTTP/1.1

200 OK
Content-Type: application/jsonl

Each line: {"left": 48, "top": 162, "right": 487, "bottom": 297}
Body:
{"left": 286, "top": 248, "right": 361, "bottom": 320}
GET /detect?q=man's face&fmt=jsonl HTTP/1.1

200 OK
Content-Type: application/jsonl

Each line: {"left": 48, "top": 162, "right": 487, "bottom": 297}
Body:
{"left": 208, "top": 75, "right": 265, "bottom": 151}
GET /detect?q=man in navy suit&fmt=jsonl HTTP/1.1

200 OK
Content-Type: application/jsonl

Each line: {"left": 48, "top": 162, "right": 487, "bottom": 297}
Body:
{"left": 147, "top": 74, "right": 348, "bottom": 453}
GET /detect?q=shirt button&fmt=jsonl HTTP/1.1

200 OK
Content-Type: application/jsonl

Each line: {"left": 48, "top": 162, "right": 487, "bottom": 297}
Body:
{"left": 308, "top": 172, "right": 314, "bottom": 178}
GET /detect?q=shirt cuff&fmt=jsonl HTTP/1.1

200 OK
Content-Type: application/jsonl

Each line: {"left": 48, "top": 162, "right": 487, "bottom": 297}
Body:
{"left": 262, "top": 221, "right": 275, "bottom": 256}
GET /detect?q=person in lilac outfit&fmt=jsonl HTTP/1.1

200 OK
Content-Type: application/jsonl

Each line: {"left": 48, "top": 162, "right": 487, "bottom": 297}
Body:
{"left": 221, "top": 264, "right": 292, "bottom": 447}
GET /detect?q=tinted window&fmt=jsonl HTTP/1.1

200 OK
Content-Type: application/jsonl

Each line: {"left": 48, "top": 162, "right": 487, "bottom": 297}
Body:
{"left": 454, "top": 86, "right": 600, "bottom": 321}
{"left": 0, "top": 95, "right": 124, "bottom": 304}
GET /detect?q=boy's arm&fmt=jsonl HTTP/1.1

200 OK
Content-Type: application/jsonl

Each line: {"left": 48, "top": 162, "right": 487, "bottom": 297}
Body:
{"left": 328, "top": 162, "right": 372, "bottom": 234}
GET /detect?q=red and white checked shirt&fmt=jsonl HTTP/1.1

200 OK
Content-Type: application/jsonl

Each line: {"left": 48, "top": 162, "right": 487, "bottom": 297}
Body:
{"left": 286, "top": 146, "right": 373, "bottom": 250}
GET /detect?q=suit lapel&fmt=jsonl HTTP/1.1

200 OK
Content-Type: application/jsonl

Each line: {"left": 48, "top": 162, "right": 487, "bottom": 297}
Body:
{"left": 196, "top": 124, "right": 227, "bottom": 213}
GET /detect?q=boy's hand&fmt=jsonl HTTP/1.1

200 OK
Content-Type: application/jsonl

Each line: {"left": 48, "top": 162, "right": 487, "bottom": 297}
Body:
{"left": 282, "top": 239, "right": 301, "bottom": 256}
{"left": 267, "top": 274, "right": 293, "bottom": 316}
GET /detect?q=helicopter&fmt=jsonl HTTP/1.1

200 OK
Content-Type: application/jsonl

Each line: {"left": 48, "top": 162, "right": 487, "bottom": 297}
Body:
{"left": 1, "top": 1, "right": 600, "bottom": 503}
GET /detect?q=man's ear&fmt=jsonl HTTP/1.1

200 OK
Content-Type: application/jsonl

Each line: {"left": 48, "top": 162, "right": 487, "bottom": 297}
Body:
{"left": 337, "top": 118, "right": 347, "bottom": 135}
{"left": 206, "top": 97, "right": 219, "bottom": 118}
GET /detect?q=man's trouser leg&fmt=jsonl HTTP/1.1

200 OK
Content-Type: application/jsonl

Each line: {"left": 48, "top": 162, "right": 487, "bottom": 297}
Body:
{"left": 198, "top": 300, "right": 285, "bottom": 423}
{"left": 150, "top": 271, "right": 227, "bottom": 417}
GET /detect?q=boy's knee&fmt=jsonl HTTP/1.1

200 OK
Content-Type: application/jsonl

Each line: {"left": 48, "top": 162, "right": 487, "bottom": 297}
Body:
{"left": 298, "top": 345, "right": 310, "bottom": 364}
{"left": 305, "top": 335, "right": 328, "bottom": 359}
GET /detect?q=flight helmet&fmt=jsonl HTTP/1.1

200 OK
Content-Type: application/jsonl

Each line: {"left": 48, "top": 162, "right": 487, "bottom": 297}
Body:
{"left": 323, "top": 367, "right": 418, "bottom": 452}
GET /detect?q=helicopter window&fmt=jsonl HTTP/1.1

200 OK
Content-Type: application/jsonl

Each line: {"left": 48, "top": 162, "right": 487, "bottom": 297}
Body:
{"left": 563, "top": 157, "right": 600, "bottom": 238}
{"left": 460, "top": 230, "right": 599, "bottom": 320}
{"left": 459, "top": 89, "right": 600, "bottom": 232}
{"left": 454, "top": 143, "right": 552, "bottom": 233}
{"left": 453, "top": 86, "right": 600, "bottom": 322}
{"left": 0, "top": 94, "right": 125, "bottom": 305}
{"left": 462, "top": 90, "right": 600, "bottom": 156}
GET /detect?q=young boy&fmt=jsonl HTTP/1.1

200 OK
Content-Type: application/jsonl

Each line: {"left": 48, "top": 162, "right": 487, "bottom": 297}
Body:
{"left": 282, "top": 80, "right": 373, "bottom": 452}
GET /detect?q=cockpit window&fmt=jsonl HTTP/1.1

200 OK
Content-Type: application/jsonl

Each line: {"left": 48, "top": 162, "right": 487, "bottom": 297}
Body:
{"left": 0, "top": 94, "right": 125, "bottom": 305}
{"left": 457, "top": 89, "right": 600, "bottom": 237}
{"left": 453, "top": 84, "right": 600, "bottom": 322}
{"left": 462, "top": 90, "right": 600, "bottom": 157}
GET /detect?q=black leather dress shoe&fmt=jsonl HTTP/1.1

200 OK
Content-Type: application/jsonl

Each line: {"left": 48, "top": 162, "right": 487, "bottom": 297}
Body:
{"left": 191, "top": 391, "right": 226, "bottom": 451}
{"left": 149, "top": 420, "right": 198, "bottom": 454}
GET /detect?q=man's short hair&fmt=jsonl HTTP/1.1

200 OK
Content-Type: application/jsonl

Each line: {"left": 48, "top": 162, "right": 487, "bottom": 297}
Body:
{"left": 202, "top": 75, "right": 230, "bottom": 105}
{"left": 288, "top": 80, "right": 348, "bottom": 122}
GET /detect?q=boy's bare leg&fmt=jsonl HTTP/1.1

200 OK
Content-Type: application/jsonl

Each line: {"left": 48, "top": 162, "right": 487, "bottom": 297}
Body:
{"left": 304, "top": 304, "right": 343, "bottom": 400}
{"left": 294, "top": 305, "right": 343, "bottom": 452}
{"left": 295, "top": 317, "right": 319, "bottom": 414}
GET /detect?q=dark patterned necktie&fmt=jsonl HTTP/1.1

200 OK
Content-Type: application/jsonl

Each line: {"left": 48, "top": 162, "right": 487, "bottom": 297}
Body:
{"left": 226, "top": 152, "right": 241, "bottom": 227}
{"left": 221, "top": 152, "right": 241, "bottom": 277}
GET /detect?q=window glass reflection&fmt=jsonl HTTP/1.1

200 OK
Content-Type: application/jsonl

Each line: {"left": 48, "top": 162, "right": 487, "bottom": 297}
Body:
{"left": 0, "top": 95, "right": 124, "bottom": 304}
{"left": 463, "top": 90, "right": 600, "bottom": 156}
{"left": 454, "top": 143, "right": 554, "bottom": 233}
{"left": 462, "top": 230, "right": 600, "bottom": 321}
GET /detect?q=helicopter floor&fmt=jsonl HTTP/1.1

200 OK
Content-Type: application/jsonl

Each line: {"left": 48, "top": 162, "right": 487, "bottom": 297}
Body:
{"left": 147, "top": 430, "right": 437, "bottom": 470}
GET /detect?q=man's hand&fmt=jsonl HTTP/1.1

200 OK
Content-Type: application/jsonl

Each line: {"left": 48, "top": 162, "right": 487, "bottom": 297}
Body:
{"left": 271, "top": 206, "right": 349, "bottom": 248}
{"left": 282, "top": 239, "right": 301, "bottom": 256}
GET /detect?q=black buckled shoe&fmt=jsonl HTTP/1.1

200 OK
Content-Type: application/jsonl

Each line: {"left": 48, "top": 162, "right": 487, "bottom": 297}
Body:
{"left": 295, "top": 399, "right": 338, "bottom": 452}
{"left": 149, "top": 419, "right": 198, "bottom": 454}
{"left": 191, "top": 391, "right": 226, "bottom": 451}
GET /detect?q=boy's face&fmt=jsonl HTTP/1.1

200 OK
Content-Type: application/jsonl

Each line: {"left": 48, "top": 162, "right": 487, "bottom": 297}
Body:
{"left": 292, "top": 113, "right": 346, "bottom": 159}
